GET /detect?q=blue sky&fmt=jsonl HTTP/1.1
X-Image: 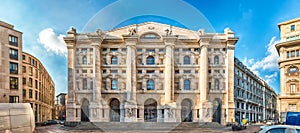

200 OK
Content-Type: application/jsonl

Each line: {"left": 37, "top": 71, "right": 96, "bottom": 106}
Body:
{"left": 1, "top": 0, "right": 300, "bottom": 95}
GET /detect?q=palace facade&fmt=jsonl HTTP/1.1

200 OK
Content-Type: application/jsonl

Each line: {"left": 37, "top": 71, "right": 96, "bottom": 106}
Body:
{"left": 276, "top": 18, "right": 300, "bottom": 121}
{"left": 65, "top": 22, "right": 277, "bottom": 125}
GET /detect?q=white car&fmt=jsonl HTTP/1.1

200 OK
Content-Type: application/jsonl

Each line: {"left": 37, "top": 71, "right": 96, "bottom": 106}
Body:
{"left": 259, "top": 125, "right": 300, "bottom": 133}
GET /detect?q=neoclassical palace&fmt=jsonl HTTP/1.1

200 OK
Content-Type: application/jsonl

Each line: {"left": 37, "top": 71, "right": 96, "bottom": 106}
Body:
{"left": 65, "top": 22, "right": 238, "bottom": 125}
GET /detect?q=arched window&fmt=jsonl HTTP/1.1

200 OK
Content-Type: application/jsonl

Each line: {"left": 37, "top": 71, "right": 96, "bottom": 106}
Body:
{"left": 111, "top": 79, "right": 118, "bottom": 90}
{"left": 146, "top": 56, "right": 155, "bottom": 65}
{"left": 141, "top": 33, "right": 160, "bottom": 39}
{"left": 82, "top": 56, "right": 87, "bottom": 65}
{"left": 214, "top": 56, "right": 219, "bottom": 65}
{"left": 183, "top": 56, "right": 190, "bottom": 65}
{"left": 111, "top": 56, "right": 118, "bottom": 65}
{"left": 288, "top": 66, "right": 299, "bottom": 74}
{"left": 82, "top": 78, "right": 87, "bottom": 90}
{"left": 147, "top": 80, "right": 155, "bottom": 90}
{"left": 184, "top": 79, "right": 190, "bottom": 90}
{"left": 215, "top": 79, "right": 220, "bottom": 90}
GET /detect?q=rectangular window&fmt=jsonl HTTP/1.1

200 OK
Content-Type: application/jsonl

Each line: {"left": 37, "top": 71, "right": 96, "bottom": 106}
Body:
{"left": 137, "top": 48, "right": 143, "bottom": 52}
{"left": 110, "top": 48, "right": 118, "bottom": 52}
{"left": 29, "top": 89, "right": 33, "bottom": 98}
{"left": 146, "top": 70, "right": 155, "bottom": 73}
{"left": 159, "top": 48, "right": 164, "bottom": 52}
{"left": 35, "top": 91, "right": 38, "bottom": 100}
{"left": 22, "top": 55, "right": 25, "bottom": 60}
{"left": 287, "top": 51, "right": 291, "bottom": 58}
{"left": 9, "top": 96, "right": 19, "bottom": 103}
{"left": 183, "top": 70, "right": 191, "bottom": 74}
{"left": 81, "top": 48, "right": 87, "bottom": 52}
{"left": 137, "top": 109, "right": 140, "bottom": 118}
{"left": 22, "top": 66, "right": 26, "bottom": 73}
{"left": 122, "top": 48, "right": 126, "bottom": 52}
{"left": 35, "top": 69, "right": 38, "bottom": 78}
{"left": 291, "top": 51, "right": 295, "bottom": 57}
{"left": 288, "top": 104, "right": 296, "bottom": 111}
{"left": 90, "top": 48, "right": 93, "bottom": 52}
{"left": 296, "top": 50, "right": 299, "bottom": 57}
{"left": 29, "top": 78, "right": 32, "bottom": 87}
{"left": 9, "top": 62, "right": 18, "bottom": 74}
{"left": 23, "top": 78, "right": 26, "bottom": 85}
{"left": 290, "top": 84, "right": 296, "bottom": 93}
{"left": 111, "top": 70, "right": 118, "bottom": 73}
{"left": 29, "top": 67, "right": 33, "bottom": 75}
{"left": 214, "top": 48, "right": 220, "bottom": 51}
{"left": 9, "top": 35, "right": 18, "bottom": 46}
{"left": 35, "top": 80, "right": 38, "bottom": 89}
{"left": 122, "top": 70, "right": 126, "bottom": 73}
{"left": 291, "top": 25, "right": 295, "bottom": 31}
{"left": 182, "top": 48, "right": 191, "bottom": 52}
{"left": 9, "top": 48, "right": 18, "bottom": 60}
{"left": 138, "top": 70, "right": 142, "bottom": 74}
{"left": 103, "top": 70, "right": 107, "bottom": 74}
{"left": 174, "top": 48, "right": 179, "bottom": 52}
{"left": 23, "top": 89, "right": 26, "bottom": 97}
{"left": 102, "top": 48, "right": 107, "bottom": 52}
{"left": 175, "top": 70, "right": 179, "bottom": 74}
{"left": 10, "top": 77, "right": 18, "bottom": 89}
{"left": 82, "top": 70, "right": 87, "bottom": 73}
{"left": 146, "top": 49, "right": 155, "bottom": 52}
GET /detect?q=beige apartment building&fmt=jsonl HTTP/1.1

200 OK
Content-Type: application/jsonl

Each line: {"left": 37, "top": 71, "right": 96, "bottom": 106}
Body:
{"left": 0, "top": 20, "right": 23, "bottom": 103}
{"left": 0, "top": 20, "right": 55, "bottom": 122}
{"left": 276, "top": 18, "right": 300, "bottom": 121}
{"left": 22, "top": 52, "right": 55, "bottom": 122}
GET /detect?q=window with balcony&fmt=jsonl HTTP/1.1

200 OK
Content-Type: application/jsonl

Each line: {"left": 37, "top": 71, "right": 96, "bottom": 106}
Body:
{"left": 184, "top": 79, "right": 190, "bottom": 90}
{"left": 146, "top": 56, "right": 155, "bottom": 65}
{"left": 147, "top": 79, "right": 155, "bottom": 90}
{"left": 214, "top": 56, "right": 219, "bottom": 65}
{"left": 10, "top": 77, "right": 18, "bottom": 90}
{"left": 82, "top": 56, "right": 87, "bottom": 65}
{"left": 111, "top": 56, "right": 118, "bottom": 64}
{"left": 9, "top": 48, "right": 18, "bottom": 60}
{"left": 82, "top": 79, "right": 87, "bottom": 90}
{"left": 183, "top": 56, "right": 190, "bottom": 64}
{"left": 9, "top": 35, "right": 18, "bottom": 46}
{"left": 9, "top": 62, "right": 18, "bottom": 74}
{"left": 111, "top": 79, "right": 118, "bottom": 90}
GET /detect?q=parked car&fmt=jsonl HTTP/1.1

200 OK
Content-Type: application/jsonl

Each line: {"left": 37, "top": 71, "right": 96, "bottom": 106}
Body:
{"left": 232, "top": 123, "right": 246, "bottom": 131}
{"left": 59, "top": 120, "right": 65, "bottom": 125}
{"left": 259, "top": 125, "right": 300, "bottom": 133}
{"left": 46, "top": 119, "right": 59, "bottom": 125}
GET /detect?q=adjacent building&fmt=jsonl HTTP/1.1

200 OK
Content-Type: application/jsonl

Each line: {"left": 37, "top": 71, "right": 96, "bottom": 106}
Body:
{"left": 54, "top": 93, "right": 67, "bottom": 120}
{"left": 0, "top": 20, "right": 55, "bottom": 122}
{"left": 0, "top": 20, "right": 23, "bottom": 103}
{"left": 276, "top": 18, "right": 300, "bottom": 121}
{"left": 234, "top": 58, "right": 278, "bottom": 123}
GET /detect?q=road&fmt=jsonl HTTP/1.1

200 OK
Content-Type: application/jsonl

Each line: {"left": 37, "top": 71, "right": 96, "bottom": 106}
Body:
{"left": 36, "top": 124, "right": 261, "bottom": 133}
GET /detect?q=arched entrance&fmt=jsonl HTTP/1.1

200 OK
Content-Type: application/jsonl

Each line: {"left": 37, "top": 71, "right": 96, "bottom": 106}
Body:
{"left": 212, "top": 99, "right": 222, "bottom": 123}
{"left": 144, "top": 99, "right": 157, "bottom": 122}
{"left": 110, "top": 98, "right": 120, "bottom": 122}
{"left": 181, "top": 99, "right": 193, "bottom": 122}
{"left": 81, "top": 99, "right": 89, "bottom": 122}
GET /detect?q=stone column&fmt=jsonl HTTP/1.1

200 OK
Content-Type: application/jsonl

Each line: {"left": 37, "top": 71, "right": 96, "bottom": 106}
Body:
{"left": 163, "top": 36, "right": 177, "bottom": 122}
{"left": 198, "top": 38, "right": 211, "bottom": 122}
{"left": 225, "top": 42, "right": 238, "bottom": 124}
{"left": 123, "top": 35, "right": 138, "bottom": 122}
{"left": 64, "top": 28, "right": 79, "bottom": 123}
{"left": 89, "top": 42, "right": 102, "bottom": 122}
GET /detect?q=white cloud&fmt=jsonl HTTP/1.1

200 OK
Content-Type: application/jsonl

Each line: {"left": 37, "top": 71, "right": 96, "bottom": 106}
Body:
{"left": 242, "top": 36, "right": 280, "bottom": 83}
{"left": 37, "top": 28, "right": 67, "bottom": 56}
{"left": 265, "top": 72, "right": 278, "bottom": 84}
{"left": 249, "top": 36, "right": 280, "bottom": 72}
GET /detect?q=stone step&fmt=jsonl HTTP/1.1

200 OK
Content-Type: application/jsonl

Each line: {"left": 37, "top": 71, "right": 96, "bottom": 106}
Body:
{"left": 68, "top": 122, "right": 224, "bottom": 131}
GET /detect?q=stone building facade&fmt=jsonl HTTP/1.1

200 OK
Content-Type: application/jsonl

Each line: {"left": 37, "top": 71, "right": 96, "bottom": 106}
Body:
{"left": 0, "top": 20, "right": 23, "bottom": 103}
{"left": 234, "top": 58, "right": 277, "bottom": 123}
{"left": 22, "top": 52, "right": 55, "bottom": 122}
{"left": 276, "top": 18, "right": 300, "bottom": 121}
{"left": 65, "top": 22, "right": 238, "bottom": 125}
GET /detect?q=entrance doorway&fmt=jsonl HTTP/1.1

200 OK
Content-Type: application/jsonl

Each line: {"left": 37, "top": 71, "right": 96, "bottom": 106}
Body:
{"left": 81, "top": 99, "right": 89, "bottom": 122}
{"left": 110, "top": 98, "right": 120, "bottom": 122}
{"left": 144, "top": 99, "right": 157, "bottom": 122}
{"left": 181, "top": 99, "right": 193, "bottom": 122}
{"left": 212, "top": 99, "right": 221, "bottom": 123}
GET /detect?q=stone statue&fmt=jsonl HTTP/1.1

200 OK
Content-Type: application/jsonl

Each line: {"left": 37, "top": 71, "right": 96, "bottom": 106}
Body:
{"left": 165, "top": 26, "right": 173, "bottom": 36}
{"left": 126, "top": 108, "right": 135, "bottom": 117}
{"left": 167, "top": 108, "right": 173, "bottom": 118}
{"left": 128, "top": 28, "right": 137, "bottom": 35}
